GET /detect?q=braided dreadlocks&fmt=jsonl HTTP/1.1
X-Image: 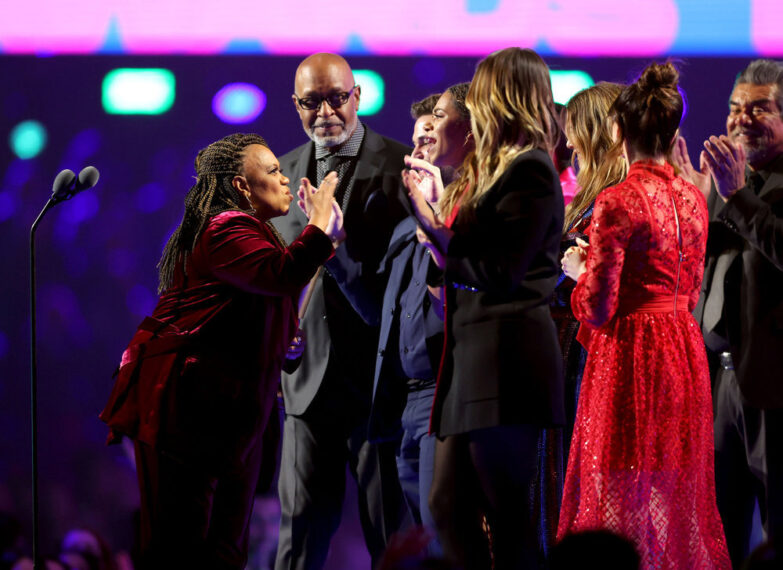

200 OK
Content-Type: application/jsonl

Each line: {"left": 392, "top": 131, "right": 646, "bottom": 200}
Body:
{"left": 156, "top": 133, "right": 268, "bottom": 293}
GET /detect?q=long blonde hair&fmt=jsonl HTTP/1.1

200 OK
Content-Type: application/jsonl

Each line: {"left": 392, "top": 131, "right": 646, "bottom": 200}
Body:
{"left": 439, "top": 48, "right": 559, "bottom": 217}
{"left": 563, "top": 82, "right": 627, "bottom": 231}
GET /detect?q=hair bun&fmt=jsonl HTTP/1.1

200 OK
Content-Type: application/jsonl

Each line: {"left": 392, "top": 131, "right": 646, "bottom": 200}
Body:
{"left": 637, "top": 62, "right": 679, "bottom": 93}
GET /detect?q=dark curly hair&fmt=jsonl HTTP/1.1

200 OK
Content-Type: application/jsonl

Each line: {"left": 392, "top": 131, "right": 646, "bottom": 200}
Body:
{"left": 410, "top": 93, "right": 442, "bottom": 119}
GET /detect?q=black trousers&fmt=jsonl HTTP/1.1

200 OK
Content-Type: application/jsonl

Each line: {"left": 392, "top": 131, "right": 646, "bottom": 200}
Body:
{"left": 275, "top": 369, "right": 407, "bottom": 570}
{"left": 713, "top": 366, "right": 783, "bottom": 568}
{"left": 134, "top": 439, "right": 264, "bottom": 569}
{"left": 429, "top": 424, "right": 542, "bottom": 570}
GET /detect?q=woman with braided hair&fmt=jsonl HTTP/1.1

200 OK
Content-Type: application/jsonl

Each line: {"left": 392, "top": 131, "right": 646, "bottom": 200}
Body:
{"left": 100, "top": 133, "right": 344, "bottom": 568}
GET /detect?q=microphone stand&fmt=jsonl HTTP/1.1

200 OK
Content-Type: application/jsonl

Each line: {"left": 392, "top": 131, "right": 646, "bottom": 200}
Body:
{"left": 29, "top": 197, "right": 57, "bottom": 570}
{"left": 28, "top": 167, "right": 98, "bottom": 569}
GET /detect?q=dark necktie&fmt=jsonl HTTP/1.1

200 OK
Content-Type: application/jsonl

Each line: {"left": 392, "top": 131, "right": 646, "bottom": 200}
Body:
{"left": 318, "top": 154, "right": 353, "bottom": 211}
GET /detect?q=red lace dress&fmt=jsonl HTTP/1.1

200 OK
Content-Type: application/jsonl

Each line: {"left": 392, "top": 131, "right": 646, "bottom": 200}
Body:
{"left": 556, "top": 162, "right": 730, "bottom": 569}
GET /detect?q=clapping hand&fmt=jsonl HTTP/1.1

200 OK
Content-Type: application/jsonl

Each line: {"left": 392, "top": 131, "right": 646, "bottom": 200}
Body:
{"left": 561, "top": 237, "right": 589, "bottom": 281}
{"left": 324, "top": 200, "right": 345, "bottom": 246}
{"left": 671, "top": 136, "right": 712, "bottom": 200}
{"left": 401, "top": 155, "right": 453, "bottom": 258}
{"left": 403, "top": 155, "right": 444, "bottom": 206}
{"left": 298, "top": 171, "right": 337, "bottom": 218}
{"left": 702, "top": 135, "right": 746, "bottom": 201}
{"left": 297, "top": 172, "right": 345, "bottom": 245}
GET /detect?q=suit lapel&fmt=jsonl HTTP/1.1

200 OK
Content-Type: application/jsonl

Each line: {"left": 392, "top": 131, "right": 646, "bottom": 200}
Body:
{"left": 759, "top": 171, "right": 783, "bottom": 201}
{"left": 274, "top": 142, "right": 314, "bottom": 243}
{"left": 290, "top": 141, "right": 314, "bottom": 187}
{"left": 352, "top": 126, "right": 387, "bottom": 206}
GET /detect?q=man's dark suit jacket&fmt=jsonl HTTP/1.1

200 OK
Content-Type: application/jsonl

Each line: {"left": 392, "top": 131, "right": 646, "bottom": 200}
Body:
{"left": 695, "top": 155, "right": 783, "bottom": 409}
{"left": 272, "top": 124, "right": 410, "bottom": 416}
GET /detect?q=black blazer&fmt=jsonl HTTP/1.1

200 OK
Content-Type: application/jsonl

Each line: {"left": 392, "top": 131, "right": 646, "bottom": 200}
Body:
{"left": 432, "top": 148, "right": 565, "bottom": 436}
{"left": 272, "top": 124, "right": 410, "bottom": 416}
{"left": 696, "top": 155, "right": 783, "bottom": 409}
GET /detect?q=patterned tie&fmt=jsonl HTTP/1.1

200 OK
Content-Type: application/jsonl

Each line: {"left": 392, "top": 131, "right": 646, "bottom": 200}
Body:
{"left": 319, "top": 154, "right": 356, "bottom": 211}
{"left": 317, "top": 155, "right": 340, "bottom": 206}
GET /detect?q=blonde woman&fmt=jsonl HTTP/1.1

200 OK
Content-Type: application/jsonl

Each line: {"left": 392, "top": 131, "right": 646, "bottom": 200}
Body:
{"left": 553, "top": 83, "right": 627, "bottom": 458}
{"left": 405, "top": 47, "right": 565, "bottom": 569}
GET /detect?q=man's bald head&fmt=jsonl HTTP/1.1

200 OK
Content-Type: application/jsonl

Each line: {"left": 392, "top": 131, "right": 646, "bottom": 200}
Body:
{"left": 292, "top": 53, "right": 361, "bottom": 149}
{"left": 294, "top": 53, "right": 354, "bottom": 93}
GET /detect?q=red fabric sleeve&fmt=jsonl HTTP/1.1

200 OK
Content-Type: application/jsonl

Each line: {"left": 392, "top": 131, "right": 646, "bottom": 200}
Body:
{"left": 196, "top": 211, "right": 334, "bottom": 296}
{"left": 571, "top": 188, "right": 633, "bottom": 329}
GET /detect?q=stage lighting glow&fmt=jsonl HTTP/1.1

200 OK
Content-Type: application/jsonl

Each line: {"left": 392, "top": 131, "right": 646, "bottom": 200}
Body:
{"left": 413, "top": 59, "right": 445, "bottom": 87}
{"left": 354, "top": 70, "right": 384, "bottom": 116}
{"left": 0, "top": 191, "right": 18, "bottom": 222}
{"left": 550, "top": 70, "right": 595, "bottom": 105}
{"left": 0, "top": 330, "right": 8, "bottom": 359}
{"left": 127, "top": 284, "right": 157, "bottom": 317}
{"left": 212, "top": 83, "right": 267, "bottom": 124}
{"left": 134, "top": 182, "right": 167, "bottom": 213}
{"left": 102, "top": 68, "right": 175, "bottom": 114}
{"left": 10, "top": 120, "right": 47, "bottom": 159}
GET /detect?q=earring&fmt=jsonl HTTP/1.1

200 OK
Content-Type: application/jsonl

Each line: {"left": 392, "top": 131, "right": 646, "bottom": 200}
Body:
{"left": 243, "top": 192, "right": 255, "bottom": 211}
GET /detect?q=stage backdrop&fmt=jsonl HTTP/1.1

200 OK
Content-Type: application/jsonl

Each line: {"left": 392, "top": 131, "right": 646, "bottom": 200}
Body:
{"left": 0, "top": 48, "right": 772, "bottom": 569}
{"left": 1, "top": 0, "right": 782, "bottom": 56}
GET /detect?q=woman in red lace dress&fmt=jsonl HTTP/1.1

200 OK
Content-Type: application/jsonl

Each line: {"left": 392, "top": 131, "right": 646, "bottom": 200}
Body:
{"left": 557, "top": 63, "right": 730, "bottom": 568}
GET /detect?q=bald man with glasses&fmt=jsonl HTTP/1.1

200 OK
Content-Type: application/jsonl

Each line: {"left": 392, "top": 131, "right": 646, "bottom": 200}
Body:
{"left": 271, "top": 53, "right": 410, "bottom": 570}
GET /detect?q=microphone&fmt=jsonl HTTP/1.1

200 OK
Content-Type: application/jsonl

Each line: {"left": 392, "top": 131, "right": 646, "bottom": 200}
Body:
{"left": 51, "top": 169, "right": 76, "bottom": 201}
{"left": 51, "top": 166, "right": 100, "bottom": 203}
{"left": 76, "top": 166, "right": 100, "bottom": 192}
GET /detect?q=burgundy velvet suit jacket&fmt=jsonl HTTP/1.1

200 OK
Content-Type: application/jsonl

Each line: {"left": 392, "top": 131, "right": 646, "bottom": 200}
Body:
{"left": 100, "top": 211, "right": 334, "bottom": 472}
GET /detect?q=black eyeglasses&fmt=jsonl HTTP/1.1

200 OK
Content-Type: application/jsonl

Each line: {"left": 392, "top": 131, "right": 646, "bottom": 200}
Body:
{"left": 294, "top": 85, "right": 358, "bottom": 111}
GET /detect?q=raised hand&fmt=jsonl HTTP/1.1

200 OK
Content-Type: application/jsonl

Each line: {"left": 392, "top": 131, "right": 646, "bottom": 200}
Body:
{"left": 299, "top": 171, "right": 342, "bottom": 242}
{"left": 402, "top": 168, "right": 454, "bottom": 258}
{"left": 672, "top": 136, "right": 711, "bottom": 199}
{"left": 324, "top": 200, "right": 345, "bottom": 245}
{"left": 297, "top": 171, "right": 338, "bottom": 219}
{"left": 297, "top": 178, "right": 316, "bottom": 218}
{"left": 403, "top": 154, "right": 445, "bottom": 206}
{"left": 702, "top": 135, "right": 747, "bottom": 201}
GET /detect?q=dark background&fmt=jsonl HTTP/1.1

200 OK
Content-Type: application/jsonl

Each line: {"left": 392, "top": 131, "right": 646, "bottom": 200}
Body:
{"left": 0, "top": 54, "right": 756, "bottom": 565}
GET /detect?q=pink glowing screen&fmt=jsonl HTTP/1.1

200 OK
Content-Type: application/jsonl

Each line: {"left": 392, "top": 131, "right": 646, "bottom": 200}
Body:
{"left": 0, "top": 0, "right": 779, "bottom": 55}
